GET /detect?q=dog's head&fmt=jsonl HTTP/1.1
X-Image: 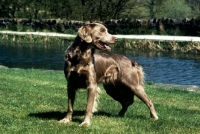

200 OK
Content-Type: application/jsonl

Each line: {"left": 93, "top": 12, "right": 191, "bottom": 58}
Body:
{"left": 78, "top": 23, "right": 117, "bottom": 51}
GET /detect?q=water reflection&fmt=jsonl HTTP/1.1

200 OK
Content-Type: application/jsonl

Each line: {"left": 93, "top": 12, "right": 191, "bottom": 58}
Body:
{"left": 0, "top": 43, "right": 200, "bottom": 87}
{"left": 0, "top": 42, "right": 68, "bottom": 70}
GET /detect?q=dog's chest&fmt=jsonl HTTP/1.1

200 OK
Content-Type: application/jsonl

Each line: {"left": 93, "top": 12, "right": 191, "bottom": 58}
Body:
{"left": 65, "top": 47, "right": 97, "bottom": 87}
{"left": 67, "top": 60, "right": 96, "bottom": 88}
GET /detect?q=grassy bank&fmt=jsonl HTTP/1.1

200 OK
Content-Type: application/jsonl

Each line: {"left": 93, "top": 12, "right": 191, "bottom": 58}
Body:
{"left": 115, "top": 39, "right": 200, "bottom": 54}
{"left": 0, "top": 68, "right": 200, "bottom": 133}
{"left": 0, "top": 32, "right": 71, "bottom": 45}
{"left": 1, "top": 32, "right": 200, "bottom": 54}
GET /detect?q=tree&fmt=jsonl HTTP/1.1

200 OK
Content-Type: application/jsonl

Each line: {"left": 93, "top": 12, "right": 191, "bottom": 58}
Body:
{"left": 156, "top": 0, "right": 192, "bottom": 18}
{"left": 120, "top": 0, "right": 158, "bottom": 19}
{"left": 0, "top": 0, "right": 9, "bottom": 17}
{"left": 81, "top": 0, "right": 131, "bottom": 21}
{"left": 146, "top": 0, "right": 157, "bottom": 18}
{"left": 186, "top": 0, "right": 200, "bottom": 17}
{"left": 0, "top": 0, "right": 197, "bottom": 20}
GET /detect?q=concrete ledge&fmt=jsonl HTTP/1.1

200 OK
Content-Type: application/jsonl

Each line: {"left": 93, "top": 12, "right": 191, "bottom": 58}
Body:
{"left": 154, "top": 83, "right": 200, "bottom": 92}
{"left": 0, "top": 65, "right": 8, "bottom": 68}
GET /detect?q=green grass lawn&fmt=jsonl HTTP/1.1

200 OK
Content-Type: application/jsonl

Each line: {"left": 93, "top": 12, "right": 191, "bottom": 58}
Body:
{"left": 0, "top": 68, "right": 200, "bottom": 134}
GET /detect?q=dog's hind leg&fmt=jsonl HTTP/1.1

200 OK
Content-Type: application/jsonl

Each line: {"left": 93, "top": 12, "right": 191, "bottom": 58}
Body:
{"left": 104, "top": 84, "right": 134, "bottom": 116}
{"left": 131, "top": 85, "right": 158, "bottom": 120}
{"left": 59, "top": 86, "right": 76, "bottom": 123}
{"left": 118, "top": 104, "right": 129, "bottom": 117}
{"left": 118, "top": 95, "right": 134, "bottom": 117}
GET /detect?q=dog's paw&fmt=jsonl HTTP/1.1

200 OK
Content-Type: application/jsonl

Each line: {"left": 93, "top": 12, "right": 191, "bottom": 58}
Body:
{"left": 79, "top": 121, "right": 90, "bottom": 126}
{"left": 151, "top": 115, "right": 158, "bottom": 120}
{"left": 150, "top": 112, "right": 158, "bottom": 120}
{"left": 152, "top": 116, "right": 158, "bottom": 120}
{"left": 59, "top": 118, "right": 71, "bottom": 123}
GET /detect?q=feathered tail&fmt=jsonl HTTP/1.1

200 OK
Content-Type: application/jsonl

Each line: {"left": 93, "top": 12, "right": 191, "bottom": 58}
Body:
{"left": 132, "top": 60, "right": 145, "bottom": 86}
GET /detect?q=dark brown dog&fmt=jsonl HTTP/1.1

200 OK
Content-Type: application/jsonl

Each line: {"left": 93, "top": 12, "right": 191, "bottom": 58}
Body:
{"left": 59, "top": 23, "right": 158, "bottom": 126}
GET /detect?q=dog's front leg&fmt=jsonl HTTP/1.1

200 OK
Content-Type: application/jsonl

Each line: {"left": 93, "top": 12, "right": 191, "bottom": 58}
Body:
{"left": 80, "top": 84, "right": 97, "bottom": 126}
{"left": 79, "top": 65, "right": 98, "bottom": 126}
{"left": 59, "top": 86, "right": 76, "bottom": 123}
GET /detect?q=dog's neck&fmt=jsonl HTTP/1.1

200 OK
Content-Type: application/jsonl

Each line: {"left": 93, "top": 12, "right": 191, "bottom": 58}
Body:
{"left": 67, "top": 35, "right": 95, "bottom": 52}
{"left": 65, "top": 35, "right": 95, "bottom": 65}
{"left": 67, "top": 35, "right": 83, "bottom": 50}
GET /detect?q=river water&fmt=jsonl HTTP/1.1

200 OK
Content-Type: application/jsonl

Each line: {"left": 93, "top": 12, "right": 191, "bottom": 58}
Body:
{"left": 0, "top": 42, "right": 200, "bottom": 87}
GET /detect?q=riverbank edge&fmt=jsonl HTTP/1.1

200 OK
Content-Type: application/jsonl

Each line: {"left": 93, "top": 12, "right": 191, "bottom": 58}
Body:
{"left": 1, "top": 66, "right": 199, "bottom": 92}
{"left": 1, "top": 31, "right": 200, "bottom": 54}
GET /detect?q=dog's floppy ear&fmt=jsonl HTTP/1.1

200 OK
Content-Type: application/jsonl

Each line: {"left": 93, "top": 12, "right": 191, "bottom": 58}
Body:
{"left": 78, "top": 24, "right": 92, "bottom": 43}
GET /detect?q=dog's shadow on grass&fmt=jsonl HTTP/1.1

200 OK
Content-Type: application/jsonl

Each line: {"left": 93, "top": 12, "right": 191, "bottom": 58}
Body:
{"left": 28, "top": 110, "right": 111, "bottom": 121}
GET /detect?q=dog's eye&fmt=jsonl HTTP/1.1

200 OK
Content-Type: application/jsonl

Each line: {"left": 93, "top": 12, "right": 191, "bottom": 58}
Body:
{"left": 100, "top": 28, "right": 105, "bottom": 32}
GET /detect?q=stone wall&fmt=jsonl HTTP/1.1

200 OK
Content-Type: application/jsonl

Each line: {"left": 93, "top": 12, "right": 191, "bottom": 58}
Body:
{"left": 0, "top": 18, "right": 200, "bottom": 35}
